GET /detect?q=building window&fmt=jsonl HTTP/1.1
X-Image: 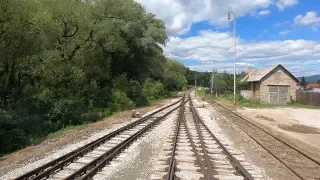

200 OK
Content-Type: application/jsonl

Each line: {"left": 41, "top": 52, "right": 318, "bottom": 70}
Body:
{"left": 275, "top": 72, "right": 281, "bottom": 80}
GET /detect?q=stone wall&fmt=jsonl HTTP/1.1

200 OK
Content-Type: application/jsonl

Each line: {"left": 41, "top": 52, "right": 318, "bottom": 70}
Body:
{"left": 240, "top": 90, "right": 252, "bottom": 99}
{"left": 259, "top": 66, "right": 299, "bottom": 103}
{"left": 252, "top": 82, "right": 261, "bottom": 100}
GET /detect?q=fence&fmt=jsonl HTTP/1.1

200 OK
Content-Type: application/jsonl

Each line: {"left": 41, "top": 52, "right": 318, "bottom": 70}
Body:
{"left": 296, "top": 90, "right": 320, "bottom": 106}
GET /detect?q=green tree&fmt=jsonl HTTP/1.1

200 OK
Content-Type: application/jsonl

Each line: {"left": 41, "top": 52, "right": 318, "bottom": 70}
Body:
{"left": 143, "top": 78, "right": 166, "bottom": 101}
{"left": 163, "top": 59, "right": 187, "bottom": 90}
{"left": 0, "top": 0, "right": 187, "bottom": 155}
{"left": 301, "top": 76, "right": 306, "bottom": 88}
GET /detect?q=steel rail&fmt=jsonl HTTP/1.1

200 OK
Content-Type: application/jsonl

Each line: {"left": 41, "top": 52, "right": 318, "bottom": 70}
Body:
{"left": 166, "top": 96, "right": 185, "bottom": 180}
{"left": 189, "top": 98, "right": 215, "bottom": 179}
{"left": 15, "top": 98, "right": 182, "bottom": 180}
{"left": 67, "top": 95, "right": 187, "bottom": 180}
{"left": 183, "top": 101, "right": 212, "bottom": 180}
{"left": 210, "top": 100, "right": 320, "bottom": 180}
{"left": 189, "top": 98, "right": 254, "bottom": 180}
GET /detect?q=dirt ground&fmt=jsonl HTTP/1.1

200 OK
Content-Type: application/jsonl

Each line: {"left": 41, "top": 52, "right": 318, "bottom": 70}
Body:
{"left": 0, "top": 98, "right": 176, "bottom": 176}
{"left": 236, "top": 107, "right": 320, "bottom": 159}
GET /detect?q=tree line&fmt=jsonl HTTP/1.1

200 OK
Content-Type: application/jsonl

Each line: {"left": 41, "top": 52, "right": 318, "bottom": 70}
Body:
{"left": 186, "top": 68, "right": 247, "bottom": 93}
{"left": 0, "top": 0, "right": 187, "bottom": 155}
{"left": 300, "top": 76, "right": 320, "bottom": 88}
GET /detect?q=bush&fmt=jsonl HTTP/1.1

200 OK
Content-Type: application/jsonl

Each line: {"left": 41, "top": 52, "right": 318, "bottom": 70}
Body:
{"left": 238, "top": 95, "right": 244, "bottom": 101}
{"left": 0, "top": 110, "right": 29, "bottom": 155}
{"left": 80, "top": 112, "right": 103, "bottom": 123}
{"left": 135, "top": 95, "right": 149, "bottom": 106}
{"left": 110, "top": 89, "right": 133, "bottom": 111}
{"left": 143, "top": 78, "right": 166, "bottom": 101}
{"left": 51, "top": 98, "right": 87, "bottom": 126}
{"left": 126, "top": 80, "right": 149, "bottom": 106}
{"left": 0, "top": 127, "right": 29, "bottom": 155}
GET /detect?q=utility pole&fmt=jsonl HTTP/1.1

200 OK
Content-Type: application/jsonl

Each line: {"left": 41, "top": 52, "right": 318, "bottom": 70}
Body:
{"left": 195, "top": 76, "right": 197, "bottom": 95}
{"left": 211, "top": 69, "right": 214, "bottom": 94}
{"left": 215, "top": 71, "right": 218, "bottom": 97}
{"left": 228, "top": 12, "right": 237, "bottom": 105}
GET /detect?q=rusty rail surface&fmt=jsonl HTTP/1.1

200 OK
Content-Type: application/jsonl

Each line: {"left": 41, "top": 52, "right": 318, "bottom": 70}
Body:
{"left": 16, "top": 98, "right": 183, "bottom": 180}
{"left": 210, "top": 100, "right": 320, "bottom": 180}
{"left": 166, "top": 96, "right": 185, "bottom": 180}
{"left": 166, "top": 94, "right": 214, "bottom": 180}
{"left": 189, "top": 97, "right": 254, "bottom": 180}
{"left": 182, "top": 97, "right": 212, "bottom": 180}
{"left": 189, "top": 98, "right": 215, "bottom": 179}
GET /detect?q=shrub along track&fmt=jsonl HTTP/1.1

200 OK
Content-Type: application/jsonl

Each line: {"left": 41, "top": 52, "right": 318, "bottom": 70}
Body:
{"left": 208, "top": 99, "right": 320, "bottom": 180}
{"left": 14, "top": 97, "right": 184, "bottom": 180}
{"left": 165, "top": 94, "right": 255, "bottom": 180}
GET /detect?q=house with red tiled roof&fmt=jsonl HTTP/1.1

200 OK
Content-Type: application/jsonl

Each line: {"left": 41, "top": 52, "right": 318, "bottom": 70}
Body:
{"left": 306, "top": 83, "right": 320, "bottom": 89}
{"left": 306, "top": 83, "right": 320, "bottom": 92}
{"left": 240, "top": 64, "right": 300, "bottom": 104}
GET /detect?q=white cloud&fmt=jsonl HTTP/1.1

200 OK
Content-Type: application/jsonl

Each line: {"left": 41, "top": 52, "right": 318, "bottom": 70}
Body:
{"left": 264, "top": 60, "right": 320, "bottom": 76}
{"left": 188, "top": 61, "right": 319, "bottom": 76}
{"left": 276, "top": 0, "right": 298, "bottom": 11}
{"left": 279, "top": 29, "right": 290, "bottom": 35}
{"left": 135, "top": 0, "right": 273, "bottom": 35}
{"left": 273, "top": 21, "right": 290, "bottom": 27}
{"left": 259, "top": 10, "right": 271, "bottom": 15}
{"left": 164, "top": 30, "right": 320, "bottom": 62}
{"left": 188, "top": 62, "right": 253, "bottom": 73}
{"left": 163, "top": 30, "right": 320, "bottom": 75}
{"left": 294, "top": 11, "right": 320, "bottom": 30}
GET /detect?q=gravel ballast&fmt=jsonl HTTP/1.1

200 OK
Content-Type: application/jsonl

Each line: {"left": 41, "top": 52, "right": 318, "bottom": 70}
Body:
{"left": 0, "top": 99, "right": 179, "bottom": 179}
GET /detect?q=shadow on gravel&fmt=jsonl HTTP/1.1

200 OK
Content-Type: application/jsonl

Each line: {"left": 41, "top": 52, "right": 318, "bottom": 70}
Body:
{"left": 255, "top": 115, "right": 276, "bottom": 122}
{"left": 278, "top": 124, "right": 320, "bottom": 134}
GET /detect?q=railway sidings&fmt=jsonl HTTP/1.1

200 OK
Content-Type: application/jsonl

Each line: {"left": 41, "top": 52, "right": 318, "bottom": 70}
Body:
{"left": 208, "top": 99, "right": 320, "bottom": 180}
{"left": 3, "top": 92, "right": 319, "bottom": 180}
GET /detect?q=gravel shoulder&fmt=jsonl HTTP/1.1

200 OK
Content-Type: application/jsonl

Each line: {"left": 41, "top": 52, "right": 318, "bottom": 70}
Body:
{"left": 208, "top": 96, "right": 320, "bottom": 163}
{"left": 235, "top": 107, "right": 320, "bottom": 161}
{"left": 0, "top": 98, "right": 177, "bottom": 177}
{"left": 196, "top": 95, "right": 302, "bottom": 180}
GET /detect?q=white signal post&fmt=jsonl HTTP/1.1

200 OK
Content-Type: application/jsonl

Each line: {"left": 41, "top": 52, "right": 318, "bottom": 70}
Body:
{"left": 228, "top": 12, "right": 237, "bottom": 105}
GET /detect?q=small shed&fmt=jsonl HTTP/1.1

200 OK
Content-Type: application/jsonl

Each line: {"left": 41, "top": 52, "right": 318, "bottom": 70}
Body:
{"left": 240, "top": 64, "right": 300, "bottom": 104}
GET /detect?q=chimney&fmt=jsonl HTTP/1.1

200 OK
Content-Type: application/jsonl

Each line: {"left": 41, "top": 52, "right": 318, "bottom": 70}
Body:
{"left": 248, "top": 66, "right": 252, "bottom": 78}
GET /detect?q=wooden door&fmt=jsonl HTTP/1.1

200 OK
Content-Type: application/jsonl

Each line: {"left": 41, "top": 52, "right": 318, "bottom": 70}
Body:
{"left": 279, "top": 86, "right": 289, "bottom": 104}
{"left": 269, "top": 86, "right": 278, "bottom": 104}
{"left": 269, "top": 86, "right": 289, "bottom": 104}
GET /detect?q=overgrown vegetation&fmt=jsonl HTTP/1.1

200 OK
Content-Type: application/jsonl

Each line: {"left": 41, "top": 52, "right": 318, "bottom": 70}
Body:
{"left": 0, "top": 0, "right": 187, "bottom": 155}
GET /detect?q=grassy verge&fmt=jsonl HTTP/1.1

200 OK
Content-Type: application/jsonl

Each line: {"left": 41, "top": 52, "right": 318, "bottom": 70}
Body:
{"left": 240, "top": 98, "right": 320, "bottom": 109}
{"left": 238, "top": 98, "right": 279, "bottom": 108}
{"left": 47, "top": 125, "right": 89, "bottom": 139}
{"left": 30, "top": 124, "right": 89, "bottom": 145}
{"left": 287, "top": 103, "right": 320, "bottom": 109}
{"left": 197, "top": 91, "right": 320, "bottom": 109}
{"left": 196, "top": 89, "right": 205, "bottom": 97}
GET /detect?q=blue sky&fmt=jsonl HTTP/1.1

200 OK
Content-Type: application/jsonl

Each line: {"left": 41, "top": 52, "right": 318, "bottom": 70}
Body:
{"left": 136, "top": 0, "right": 320, "bottom": 77}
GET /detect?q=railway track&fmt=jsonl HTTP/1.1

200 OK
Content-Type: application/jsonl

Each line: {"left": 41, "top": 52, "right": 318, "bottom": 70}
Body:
{"left": 209, "top": 99, "right": 320, "bottom": 180}
{"left": 155, "top": 94, "right": 258, "bottom": 180}
{"left": 15, "top": 97, "right": 184, "bottom": 180}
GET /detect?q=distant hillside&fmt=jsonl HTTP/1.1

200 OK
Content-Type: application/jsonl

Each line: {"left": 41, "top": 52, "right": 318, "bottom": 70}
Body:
{"left": 297, "top": 74, "right": 320, "bottom": 82}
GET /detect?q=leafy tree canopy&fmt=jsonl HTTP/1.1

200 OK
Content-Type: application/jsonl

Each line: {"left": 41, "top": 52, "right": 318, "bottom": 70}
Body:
{"left": 0, "top": 0, "right": 187, "bottom": 155}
